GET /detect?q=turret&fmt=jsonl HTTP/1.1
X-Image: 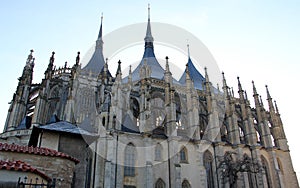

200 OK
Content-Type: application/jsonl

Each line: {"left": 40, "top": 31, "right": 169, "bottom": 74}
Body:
{"left": 4, "top": 50, "right": 35, "bottom": 131}
{"left": 164, "top": 56, "right": 172, "bottom": 86}
{"left": 265, "top": 85, "right": 288, "bottom": 150}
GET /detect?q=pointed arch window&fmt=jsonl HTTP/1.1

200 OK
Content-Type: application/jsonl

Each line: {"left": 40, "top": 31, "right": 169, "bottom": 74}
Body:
{"left": 261, "top": 156, "right": 271, "bottom": 188}
{"left": 124, "top": 143, "right": 136, "bottom": 177}
{"left": 179, "top": 147, "right": 188, "bottom": 163}
{"left": 155, "top": 178, "right": 165, "bottom": 188}
{"left": 204, "top": 150, "right": 214, "bottom": 188}
{"left": 155, "top": 143, "right": 162, "bottom": 161}
{"left": 182, "top": 180, "right": 191, "bottom": 188}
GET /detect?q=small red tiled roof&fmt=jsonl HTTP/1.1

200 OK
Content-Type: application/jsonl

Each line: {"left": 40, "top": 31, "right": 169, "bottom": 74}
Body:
{"left": 0, "top": 159, "right": 51, "bottom": 181}
{"left": 0, "top": 143, "right": 79, "bottom": 164}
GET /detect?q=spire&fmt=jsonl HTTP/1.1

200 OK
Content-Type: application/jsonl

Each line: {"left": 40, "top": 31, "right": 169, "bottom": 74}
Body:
{"left": 116, "top": 60, "right": 122, "bottom": 77}
{"left": 144, "top": 4, "right": 154, "bottom": 43}
{"left": 76, "top": 52, "right": 80, "bottom": 66}
{"left": 266, "top": 85, "right": 271, "bottom": 99}
{"left": 204, "top": 67, "right": 211, "bottom": 93}
{"left": 165, "top": 56, "right": 170, "bottom": 73}
{"left": 222, "top": 72, "right": 229, "bottom": 97}
{"left": 98, "top": 13, "right": 103, "bottom": 40}
{"left": 252, "top": 81, "right": 258, "bottom": 96}
{"left": 96, "top": 13, "right": 104, "bottom": 50}
{"left": 187, "top": 43, "right": 191, "bottom": 58}
{"left": 237, "top": 76, "right": 243, "bottom": 92}
{"left": 237, "top": 76, "right": 245, "bottom": 102}
{"left": 127, "top": 4, "right": 164, "bottom": 82}
{"left": 45, "top": 52, "right": 55, "bottom": 79}
{"left": 245, "top": 90, "right": 250, "bottom": 106}
{"left": 82, "top": 13, "right": 106, "bottom": 75}
{"left": 128, "top": 65, "right": 132, "bottom": 84}
{"left": 265, "top": 85, "right": 275, "bottom": 112}
{"left": 26, "top": 49, "right": 34, "bottom": 66}
{"left": 204, "top": 67, "right": 209, "bottom": 82}
{"left": 179, "top": 44, "right": 205, "bottom": 90}
{"left": 260, "top": 95, "right": 264, "bottom": 108}
{"left": 274, "top": 100, "right": 279, "bottom": 114}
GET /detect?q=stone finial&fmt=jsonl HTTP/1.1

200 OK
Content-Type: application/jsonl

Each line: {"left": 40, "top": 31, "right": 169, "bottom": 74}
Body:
{"left": 76, "top": 52, "right": 80, "bottom": 65}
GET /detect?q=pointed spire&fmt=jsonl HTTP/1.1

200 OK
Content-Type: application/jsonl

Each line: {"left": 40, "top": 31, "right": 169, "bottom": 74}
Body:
{"left": 116, "top": 60, "right": 122, "bottom": 76}
{"left": 144, "top": 4, "right": 154, "bottom": 43}
{"left": 260, "top": 95, "right": 264, "bottom": 107}
{"left": 252, "top": 81, "right": 258, "bottom": 95}
{"left": 45, "top": 52, "right": 55, "bottom": 78}
{"left": 265, "top": 85, "right": 271, "bottom": 99}
{"left": 187, "top": 43, "right": 190, "bottom": 58}
{"left": 96, "top": 13, "right": 104, "bottom": 50}
{"left": 50, "top": 51, "right": 55, "bottom": 65}
{"left": 98, "top": 13, "right": 103, "bottom": 39}
{"left": 237, "top": 76, "right": 243, "bottom": 92}
{"left": 165, "top": 56, "right": 170, "bottom": 73}
{"left": 222, "top": 72, "right": 229, "bottom": 97}
{"left": 26, "top": 49, "right": 34, "bottom": 65}
{"left": 245, "top": 90, "right": 250, "bottom": 106}
{"left": 76, "top": 52, "right": 80, "bottom": 66}
{"left": 128, "top": 65, "right": 132, "bottom": 83}
{"left": 274, "top": 100, "right": 279, "bottom": 114}
{"left": 204, "top": 67, "right": 210, "bottom": 82}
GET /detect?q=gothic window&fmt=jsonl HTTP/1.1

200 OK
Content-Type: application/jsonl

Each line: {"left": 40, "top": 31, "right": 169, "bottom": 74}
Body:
{"left": 179, "top": 147, "right": 188, "bottom": 163}
{"left": 124, "top": 143, "right": 136, "bottom": 177}
{"left": 239, "top": 126, "right": 245, "bottom": 144}
{"left": 261, "top": 156, "right": 271, "bottom": 188}
{"left": 244, "top": 155, "right": 254, "bottom": 188}
{"left": 204, "top": 150, "right": 214, "bottom": 188}
{"left": 182, "top": 180, "right": 191, "bottom": 188}
{"left": 155, "top": 143, "right": 162, "bottom": 161}
{"left": 155, "top": 178, "right": 165, "bottom": 188}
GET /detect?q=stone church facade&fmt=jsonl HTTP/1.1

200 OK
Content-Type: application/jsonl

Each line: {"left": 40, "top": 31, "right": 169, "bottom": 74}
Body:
{"left": 0, "top": 7, "right": 299, "bottom": 188}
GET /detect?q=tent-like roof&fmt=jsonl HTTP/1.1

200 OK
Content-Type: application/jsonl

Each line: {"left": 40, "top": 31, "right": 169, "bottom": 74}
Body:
{"left": 179, "top": 57, "right": 205, "bottom": 90}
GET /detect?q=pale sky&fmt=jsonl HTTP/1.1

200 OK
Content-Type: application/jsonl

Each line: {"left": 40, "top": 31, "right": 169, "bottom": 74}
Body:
{"left": 1, "top": 0, "right": 299, "bottom": 179}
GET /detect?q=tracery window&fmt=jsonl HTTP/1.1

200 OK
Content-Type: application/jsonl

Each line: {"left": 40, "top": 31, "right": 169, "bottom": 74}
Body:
{"left": 155, "top": 178, "right": 165, "bottom": 188}
{"left": 261, "top": 156, "right": 271, "bottom": 188}
{"left": 179, "top": 147, "right": 188, "bottom": 163}
{"left": 124, "top": 143, "right": 136, "bottom": 177}
{"left": 204, "top": 150, "right": 214, "bottom": 188}
{"left": 182, "top": 180, "right": 191, "bottom": 188}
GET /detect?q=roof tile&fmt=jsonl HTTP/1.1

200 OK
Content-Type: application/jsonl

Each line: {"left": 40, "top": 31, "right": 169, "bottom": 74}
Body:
{"left": 0, "top": 143, "right": 79, "bottom": 164}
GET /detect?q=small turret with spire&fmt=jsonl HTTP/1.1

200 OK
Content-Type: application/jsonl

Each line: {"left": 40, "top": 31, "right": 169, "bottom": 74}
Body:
{"left": 4, "top": 50, "right": 35, "bottom": 131}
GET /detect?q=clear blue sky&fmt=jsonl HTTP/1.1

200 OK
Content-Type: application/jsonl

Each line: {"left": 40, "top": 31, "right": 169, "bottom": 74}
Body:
{"left": 1, "top": 0, "right": 300, "bottom": 178}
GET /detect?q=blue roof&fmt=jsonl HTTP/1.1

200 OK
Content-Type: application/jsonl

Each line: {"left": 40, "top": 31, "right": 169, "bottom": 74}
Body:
{"left": 179, "top": 58, "right": 205, "bottom": 90}
{"left": 82, "top": 47, "right": 105, "bottom": 75}
{"left": 38, "top": 121, "right": 98, "bottom": 137}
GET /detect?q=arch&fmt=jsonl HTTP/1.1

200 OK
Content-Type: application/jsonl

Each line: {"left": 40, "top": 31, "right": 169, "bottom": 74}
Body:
{"left": 124, "top": 143, "right": 136, "bottom": 177}
{"left": 243, "top": 154, "right": 254, "bottom": 188}
{"left": 261, "top": 155, "right": 272, "bottom": 188}
{"left": 179, "top": 146, "right": 188, "bottom": 163}
{"left": 182, "top": 179, "right": 191, "bottom": 188}
{"left": 155, "top": 178, "right": 165, "bottom": 188}
{"left": 155, "top": 143, "right": 163, "bottom": 161}
{"left": 203, "top": 150, "right": 214, "bottom": 188}
{"left": 130, "top": 97, "right": 140, "bottom": 119}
